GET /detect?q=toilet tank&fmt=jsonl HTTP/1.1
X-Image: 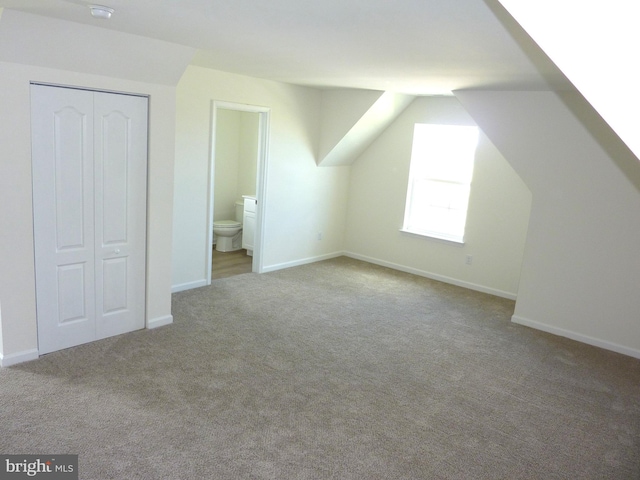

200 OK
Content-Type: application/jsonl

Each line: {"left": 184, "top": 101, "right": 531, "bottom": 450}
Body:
{"left": 235, "top": 200, "right": 244, "bottom": 223}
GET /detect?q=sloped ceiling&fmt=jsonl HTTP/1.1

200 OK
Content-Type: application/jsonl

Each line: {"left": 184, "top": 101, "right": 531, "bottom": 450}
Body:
{"left": 0, "top": 0, "right": 571, "bottom": 95}
{"left": 0, "top": 9, "right": 195, "bottom": 85}
{"left": 318, "top": 91, "right": 415, "bottom": 167}
{"left": 0, "top": 0, "right": 576, "bottom": 167}
{"left": 495, "top": 0, "right": 640, "bottom": 164}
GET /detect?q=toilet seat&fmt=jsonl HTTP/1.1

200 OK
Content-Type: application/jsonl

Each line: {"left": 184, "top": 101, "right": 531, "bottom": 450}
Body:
{"left": 213, "top": 220, "right": 241, "bottom": 229}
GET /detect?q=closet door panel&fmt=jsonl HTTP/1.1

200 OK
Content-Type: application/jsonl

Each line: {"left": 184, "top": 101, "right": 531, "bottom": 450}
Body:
{"left": 94, "top": 91, "right": 147, "bottom": 340}
{"left": 32, "top": 85, "right": 96, "bottom": 354}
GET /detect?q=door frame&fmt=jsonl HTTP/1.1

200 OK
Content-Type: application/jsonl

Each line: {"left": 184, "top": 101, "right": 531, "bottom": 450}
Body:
{"left": 206, "top": 101, "right": 270, "bottom": 284}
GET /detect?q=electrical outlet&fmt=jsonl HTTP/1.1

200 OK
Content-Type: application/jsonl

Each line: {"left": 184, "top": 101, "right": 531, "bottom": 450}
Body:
{"left": 317, "top": 232, "right": 323, "bottom": 241}
{"left": 465, "top": 254, "right": 473, "bottom": 265}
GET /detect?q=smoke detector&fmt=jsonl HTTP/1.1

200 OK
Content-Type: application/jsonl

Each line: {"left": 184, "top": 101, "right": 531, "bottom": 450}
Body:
{"left": 89, "top": 5, "right": 114, "bottom": 19}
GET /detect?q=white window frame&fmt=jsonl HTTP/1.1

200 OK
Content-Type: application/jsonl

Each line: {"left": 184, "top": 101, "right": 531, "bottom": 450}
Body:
{"left": 401, "top": 124, "right": 479, "bottom": 244}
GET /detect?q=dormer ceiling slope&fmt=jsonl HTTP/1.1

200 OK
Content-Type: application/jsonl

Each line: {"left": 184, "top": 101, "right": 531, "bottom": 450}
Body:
{"left": 317, "top": 90, "right": 415, "bottom": 167}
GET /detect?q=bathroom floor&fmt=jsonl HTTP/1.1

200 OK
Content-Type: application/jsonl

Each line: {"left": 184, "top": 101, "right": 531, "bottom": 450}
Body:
{"left": 211, "top": 247, "right": 253, "bottom": 280}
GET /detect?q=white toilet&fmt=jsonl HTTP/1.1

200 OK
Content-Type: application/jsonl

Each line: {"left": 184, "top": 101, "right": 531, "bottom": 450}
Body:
{"left": 213, "top": 200, "right": 244, "bottom": 252}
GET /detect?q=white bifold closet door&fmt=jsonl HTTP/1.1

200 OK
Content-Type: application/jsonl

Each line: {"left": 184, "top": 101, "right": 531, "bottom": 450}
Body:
{"left": 31, "top": 84, "right": 148, "bottom": 355}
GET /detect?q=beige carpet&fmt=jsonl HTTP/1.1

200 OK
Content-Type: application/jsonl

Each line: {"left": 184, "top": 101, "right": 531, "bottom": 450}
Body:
{"left": 1, "top": 257, "right": 639, "bottom": 479}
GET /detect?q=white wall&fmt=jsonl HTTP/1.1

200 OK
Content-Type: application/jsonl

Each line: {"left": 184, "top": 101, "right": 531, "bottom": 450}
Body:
{"left": 214, "top": 109, "right": 242, "bottom": 221}
{"left": 345, "top": 96, "right": 532, "bottom": 299}
{"left": 213, "top": 109, "right": 260, "bottom": 223}
{"left": 238, "top": 112, "right": 259, "bottom": 197}
{"left": 172, "top": 66, "right": 350, "bottom": 289}
{"left": 0, "top": 62, "right": 178, "bottom": 365}
{"left": 456, "top": 89, "right": 640, "bottom": 358}
{"left": 0, "top": 10, "right": 191, "bottom": 365}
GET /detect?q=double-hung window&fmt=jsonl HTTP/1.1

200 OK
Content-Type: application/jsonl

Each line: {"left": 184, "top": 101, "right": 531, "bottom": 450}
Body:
{"left": 402, "top": 124, "right": 479, "bottom": 243}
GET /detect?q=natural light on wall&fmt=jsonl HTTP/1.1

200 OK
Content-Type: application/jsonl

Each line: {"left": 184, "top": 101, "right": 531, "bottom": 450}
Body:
{"left": 402, "top": 124, "right": 479, "bottom": 243}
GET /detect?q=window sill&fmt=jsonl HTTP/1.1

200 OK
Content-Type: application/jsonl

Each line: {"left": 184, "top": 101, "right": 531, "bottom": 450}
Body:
{"left": 400, "top": 228, "right": 465, "bottom": 245}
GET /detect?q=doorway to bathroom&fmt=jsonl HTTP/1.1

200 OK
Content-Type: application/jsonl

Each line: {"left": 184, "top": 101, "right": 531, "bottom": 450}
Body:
{"left": 207, "top": 101, "right": 270, "bottom": 283}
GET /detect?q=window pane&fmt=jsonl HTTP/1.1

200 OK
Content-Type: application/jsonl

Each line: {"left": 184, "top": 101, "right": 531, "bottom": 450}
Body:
{"left": 412, "top": 124, "right": 478, "bottom": 183}
{"left": 403, "top": 124, "right": 478, "bottom": 242}
{"left": 408, "top": 181, "right": 469, "bottom": 235}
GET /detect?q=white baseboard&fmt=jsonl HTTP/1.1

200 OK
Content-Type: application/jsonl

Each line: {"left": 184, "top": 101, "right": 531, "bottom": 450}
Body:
{"left": 344, "top": 252, "right": 517, "bottom": 300}
{"left": 172, "top": 279, "right": 207, "bottom": 293}
{"left": 260, "top": 251, "right": 344, "bottom": 273}
{"left": 512, "top": 315, "right": 640, "bottom": 360}
{"left": 0, "top": 348, "right": 39, "bottom": 367}
{"left": 147, "top": 314, "right": 173, "bottom": 329}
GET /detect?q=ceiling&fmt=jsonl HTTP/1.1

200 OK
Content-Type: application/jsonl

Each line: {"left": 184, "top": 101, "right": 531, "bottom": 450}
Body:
{"left": 0, "top": 0, "right": 571, "bottom": 95}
